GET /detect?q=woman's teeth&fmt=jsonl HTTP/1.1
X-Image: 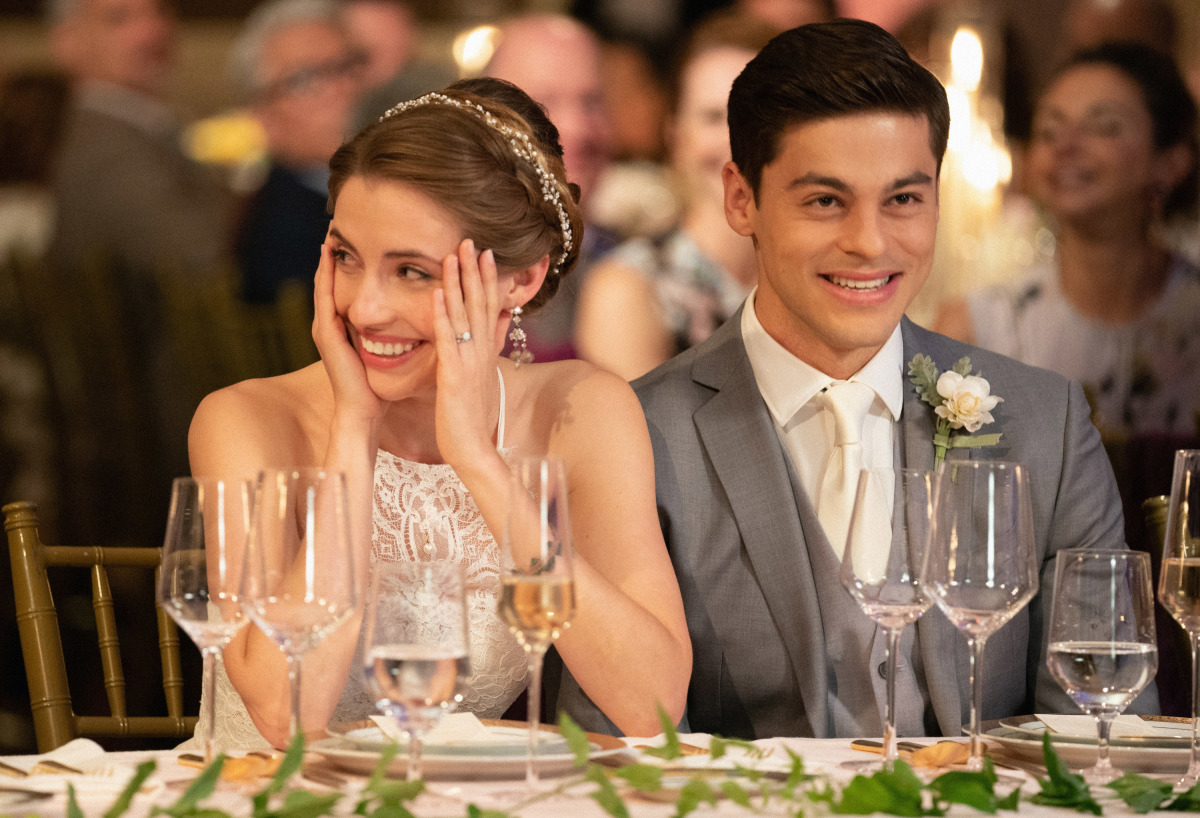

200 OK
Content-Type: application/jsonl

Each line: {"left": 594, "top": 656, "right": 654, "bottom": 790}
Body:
{"left": 829, "top": 275, "right": 891, "bottom": 291}
{"left": 362, "top": 338, "right": 416, "bottom": 357}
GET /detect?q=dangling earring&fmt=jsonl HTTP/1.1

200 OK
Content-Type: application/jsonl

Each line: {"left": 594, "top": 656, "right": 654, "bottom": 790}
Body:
{"left": 508, "top": 306, "right": 533, "bottom": 368}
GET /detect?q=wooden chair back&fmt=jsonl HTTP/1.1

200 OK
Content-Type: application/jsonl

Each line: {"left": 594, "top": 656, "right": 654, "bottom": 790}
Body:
{"left": 3, "top": 500, "right": 197, "bottom": 752}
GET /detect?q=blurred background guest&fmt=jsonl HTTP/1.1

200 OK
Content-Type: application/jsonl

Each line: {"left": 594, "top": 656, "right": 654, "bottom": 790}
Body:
{"left": 229, "top": 0, "right": 365, "bottom": 306}
{"left": 575, "top": 10, "right": 781, "bottom": 379}
{"left": 485, "top": 13, "right": 616, "bottom": 362}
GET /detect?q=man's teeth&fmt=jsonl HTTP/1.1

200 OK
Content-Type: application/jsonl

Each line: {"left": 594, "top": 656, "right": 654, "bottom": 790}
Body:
{"left": 829, "top": 275, "right": 890, "bottom": 291}
{"left": 362, "top": 338, "right": 416, "bottom": 356}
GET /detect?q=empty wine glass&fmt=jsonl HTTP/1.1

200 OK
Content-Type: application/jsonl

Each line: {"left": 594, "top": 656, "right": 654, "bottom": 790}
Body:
{"left": 1159, "top": 448, "right": 1200, "bottom": 789}
{"left": 241, "top": 467, "right": 358, "bottom": 743}
{"left": 363, "top": 560, "right": 470, "bottom": 781}
{"left": 922, "top": 460, "right": 1038, "bottom": 771}
{"left": 840, "top": 468, "right": 934, "bottom": 771}
{"left": 499, "top": 456, "right": 576, "bottom": 788}
{"left": 1048, "top": 549, "right": 1157, "bottom": 784}
{"left": 158, "top": 477, "right": 252, "bottom": 762}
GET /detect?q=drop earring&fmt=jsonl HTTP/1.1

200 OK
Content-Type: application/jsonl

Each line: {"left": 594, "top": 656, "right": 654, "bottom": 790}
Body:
{"left": 508, "top": 306, "right": 533, "bottom": 368}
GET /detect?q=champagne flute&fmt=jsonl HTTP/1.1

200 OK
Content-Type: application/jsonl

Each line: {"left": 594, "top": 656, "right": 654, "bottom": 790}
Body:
{"left": 363, "top": 561, "right": 471, "bottom": 782}
{"left": 840, "top": 468, "right": 934, "bottom": 771}
{"left": 241, "top": 467, "right": 358, "bottom": 743}
{"left": 158, "top": 477, "right": 252, "bottom": 762}
{"left": 499, "top": 456, "right": 576, "bottom": 788}
{"left": 1159, "top": 448, "right": 1200, "bottom": 789}
{"left": 922, "top": 460, "right": 1038, "bottom": 771}
{"left": 1048, "top": 549, "right": 1157, "bottom": 784}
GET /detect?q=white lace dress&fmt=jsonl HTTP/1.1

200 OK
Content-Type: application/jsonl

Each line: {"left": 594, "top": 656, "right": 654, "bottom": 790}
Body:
{"left": 183, "top": 372, "right": 529, "bottom": 752}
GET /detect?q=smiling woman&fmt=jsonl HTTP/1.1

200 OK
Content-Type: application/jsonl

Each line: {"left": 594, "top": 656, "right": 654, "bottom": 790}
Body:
{"left": 183, "top": 77, "right": 691, "bottom": 753}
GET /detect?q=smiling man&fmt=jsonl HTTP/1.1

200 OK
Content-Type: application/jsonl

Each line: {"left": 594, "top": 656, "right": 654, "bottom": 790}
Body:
{"left": 617, "top": 19, "right": 1155, "bottom": 739}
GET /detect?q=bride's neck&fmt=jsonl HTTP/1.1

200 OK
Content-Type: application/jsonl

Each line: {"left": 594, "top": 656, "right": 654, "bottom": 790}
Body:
{"left": 377, "top": 398, "right": 443, "bottom": 464}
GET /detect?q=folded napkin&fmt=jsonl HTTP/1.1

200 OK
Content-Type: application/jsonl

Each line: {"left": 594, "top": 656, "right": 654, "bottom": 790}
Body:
{"left": 1036, "top": 713, "right": 1162, "bottom": 739}
{"left": 0, "top": 738, "right": 162, "bottom": 797}
{"left": 367, "top": 712, "right": 562, "bottom": 748}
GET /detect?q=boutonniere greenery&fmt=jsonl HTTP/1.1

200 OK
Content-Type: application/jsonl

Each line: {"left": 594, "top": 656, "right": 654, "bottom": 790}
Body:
{"left": 908, "top": 354, "right": 1003, "bottom": 467}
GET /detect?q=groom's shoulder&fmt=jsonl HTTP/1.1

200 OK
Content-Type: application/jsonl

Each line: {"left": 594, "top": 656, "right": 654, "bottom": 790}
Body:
{"left": 632, "top": 318, "right": 743, "bottom": 411}
{"left": 903, "top": 319, "right": 1071, "bottom": 396}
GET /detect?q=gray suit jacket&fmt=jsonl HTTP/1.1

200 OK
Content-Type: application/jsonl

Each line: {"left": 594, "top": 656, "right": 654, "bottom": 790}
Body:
{"left": 557, "top": 312, "right": 1155, "bottom": 738}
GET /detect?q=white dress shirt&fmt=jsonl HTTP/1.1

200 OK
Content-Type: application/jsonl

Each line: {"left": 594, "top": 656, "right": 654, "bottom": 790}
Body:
{"left": 741, "top": 289, "right": 904, "bottom": 548}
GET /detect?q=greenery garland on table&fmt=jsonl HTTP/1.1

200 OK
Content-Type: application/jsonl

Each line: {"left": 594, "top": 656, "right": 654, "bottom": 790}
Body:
{"left": 64, "top": 710, "right": 1200, "bottom": 818}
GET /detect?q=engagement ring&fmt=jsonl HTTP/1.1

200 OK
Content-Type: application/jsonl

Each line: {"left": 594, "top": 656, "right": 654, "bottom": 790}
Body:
{"left": 455, "top": 331, "right": 472, "bottom": 344}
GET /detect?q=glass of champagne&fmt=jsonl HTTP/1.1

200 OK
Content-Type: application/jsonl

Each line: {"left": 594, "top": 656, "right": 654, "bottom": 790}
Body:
{"left": 158, "top": 477, "right": 252, "bottom": 762}
{"left": 362, "top": 560, "right": 470, "bottom": 781}
{"left": 499, "top": 456, "right": 576, "bottom": 788}
{"left": 241, "top": 467, "right": 359, "bottom": 743}
{"left": 840, "top": 468, "right": 934, "bottom": 771}
{"left": 1048, "top": 549, "right": 1157, "bottom": 784}
{"left": 922, "top": 460, "right": 1039, "bottom": 771}
{"left": 1159, "top": 448, "right": 1200, "bottom": 789}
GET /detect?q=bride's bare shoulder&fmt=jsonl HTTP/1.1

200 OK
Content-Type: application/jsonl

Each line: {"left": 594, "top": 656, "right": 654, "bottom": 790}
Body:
{"left": 190, "top": 364, "right": 331, "bottom": 469}
{"left": 519, "top": 359, "right": 643, "bottom": 431}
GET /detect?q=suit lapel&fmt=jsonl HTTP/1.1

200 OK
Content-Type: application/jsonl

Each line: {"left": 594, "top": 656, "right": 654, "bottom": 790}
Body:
{"left": 901, "top": 319, "right": 969, "bottom": 734}
{"left": 691, "top": 322, "right": 831, "bottom": 736}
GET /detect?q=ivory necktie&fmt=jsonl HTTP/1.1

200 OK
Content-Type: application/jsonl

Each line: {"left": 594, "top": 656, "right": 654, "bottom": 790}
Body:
{"left": 817, "top": 380, "right": 876, "bottom": 559}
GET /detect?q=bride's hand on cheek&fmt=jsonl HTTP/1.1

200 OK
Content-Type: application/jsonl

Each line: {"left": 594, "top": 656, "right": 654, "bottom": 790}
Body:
{"left": 313, "top": 241, "right": 387, "bottom": 424}
{"left": 433, "top": 239, "right": 502, "bottom": 467}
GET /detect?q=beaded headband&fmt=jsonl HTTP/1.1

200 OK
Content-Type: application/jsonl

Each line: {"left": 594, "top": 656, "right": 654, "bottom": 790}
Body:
{"left": 380, "top": 92, "right": 574, "bottom": 276}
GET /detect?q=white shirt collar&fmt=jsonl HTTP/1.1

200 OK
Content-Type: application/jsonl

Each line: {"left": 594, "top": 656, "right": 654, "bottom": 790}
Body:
{"left": 741, "top": 288, "right": 905, "bottom": 425}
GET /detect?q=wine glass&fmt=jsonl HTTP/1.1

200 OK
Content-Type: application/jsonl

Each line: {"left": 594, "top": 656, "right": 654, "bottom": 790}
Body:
{"left": 158, "top": 477, "right": 252, "bottom": 762}
{"left": 363, "top": 560, "right": 470, "bottom": 781}
{"left": 1048, "top": 549, "right": 1157, "bottom": 784}
{"left": 499, "top": 456, "right": 576, "bottom": 788}
{"left": 241, "top": 467, "right": 358, "bottom": 743}
{"left": 1159, "top": 448, "right": 1200, "bottom": 789}
{"left": 840, "top": 468, "right": 934, "bottom": 771}
{"left": 922, "top": 460, "right": 1039, "bottom": 771}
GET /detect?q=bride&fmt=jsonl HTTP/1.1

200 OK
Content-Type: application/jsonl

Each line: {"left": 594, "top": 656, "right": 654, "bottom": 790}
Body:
{"left": 187, "top": 78, "right": 691, "bottom": 749}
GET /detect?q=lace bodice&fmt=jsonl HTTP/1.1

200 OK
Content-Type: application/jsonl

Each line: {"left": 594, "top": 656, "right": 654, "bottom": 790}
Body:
{"left": 184, "top": 374, "right": 529, "bottom": 753}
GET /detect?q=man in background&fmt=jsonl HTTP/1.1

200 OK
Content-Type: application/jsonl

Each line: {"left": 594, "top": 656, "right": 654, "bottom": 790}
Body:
{"left": 230, "top": 0, "right": 364, "bottom": 306}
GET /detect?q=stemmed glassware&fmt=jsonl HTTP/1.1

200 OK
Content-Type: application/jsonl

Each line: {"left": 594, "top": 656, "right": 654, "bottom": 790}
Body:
{"left": 1158, "top": 448, "right": 1200, "bottom": 789}
{"left": 1048, "top": 549, "right": 1157, "bottom": 784}
{"left": 499, "top": 456, "right": 576, "bottom": 788}
{"left": 922, "top": 460, "right": 1039, "bottom": 771}
{"left": 241, "top": 467, "right": 359, "bottom": 743}
{"left": 158, "top": 477, "right": 252, "bottom": 762}
{"left": 362, "top": 561, "right": 471, "bottom": 781}
{"left": 840, "top": 468, "right": 934, "bottom": 771}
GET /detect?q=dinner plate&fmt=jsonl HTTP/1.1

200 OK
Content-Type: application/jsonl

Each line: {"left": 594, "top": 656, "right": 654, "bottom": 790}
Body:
{"left": 985, "top": 718, "right": 1191, "bottom": 774}
{"left": 0, "top": 786, "right": 53, "bottom": 806}
{"left": 313, "top": 721, "right": 630, "bottom": 779}
{"left": 329, "top": 724, "right": 570, "bottom": 757}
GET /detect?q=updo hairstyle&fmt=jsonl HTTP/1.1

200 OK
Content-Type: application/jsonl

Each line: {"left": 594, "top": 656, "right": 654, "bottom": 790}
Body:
{"left": 327, "top": 78, "right": 583, "bottom": 312}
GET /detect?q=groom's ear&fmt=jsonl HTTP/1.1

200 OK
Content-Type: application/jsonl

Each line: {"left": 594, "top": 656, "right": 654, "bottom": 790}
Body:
{"left": 724, "top": 161, "right": 756, "bottom": 239}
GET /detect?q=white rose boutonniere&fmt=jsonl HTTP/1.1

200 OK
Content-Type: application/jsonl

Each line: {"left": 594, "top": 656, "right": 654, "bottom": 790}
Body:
{"left": 908, "top": 354, "right": 1003, "bottom": 467}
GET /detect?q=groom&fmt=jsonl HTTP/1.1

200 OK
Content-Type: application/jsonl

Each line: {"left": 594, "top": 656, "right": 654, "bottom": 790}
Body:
{"left": 615, "top": 19, "right": 1156, "bottom": 739}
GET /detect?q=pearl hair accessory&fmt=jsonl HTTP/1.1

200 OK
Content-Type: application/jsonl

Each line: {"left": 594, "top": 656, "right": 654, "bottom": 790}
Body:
{"left": 380, "top": 92, "right": 574, "bottom": 277}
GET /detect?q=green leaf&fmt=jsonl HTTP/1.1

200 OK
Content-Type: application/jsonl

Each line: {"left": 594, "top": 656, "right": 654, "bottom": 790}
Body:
{"left": 951, "top": 357, "right": 973, "bottom": 377}
{"left": 466, "top": 806, "right": 513, "bottom": 818}
{"left": 558, "top": 711, "right": 591, "bottom": 767}
{"left": 721, "top": 780, "right": 752, "bottom": 807}
{"left": 1166, "top": 778, "right": 1200, "bottom": 811}
{"left": 1107, "top": 772, "right": 1172, "bottom": 814}
{"left": 674, "top": 778, "right": 716, "bottom": 818}
{"left": 615, "top": 764, "right": 663, "bottom": 792}
{"left": 998, "top": 788, "right": 1021, "bottom": 811}
{"left": 907, "top": 354, "right": 941, "bottom": 406}
{"left": 251, "top": 737, "right": 304, "bottom": 816}
{"left": 928, "top": 769, "right": 1000, "bottom": 814}
{"left": 67, "top": 783, "right": 85, "bottom": 818}
{"left": 103, "top": 759, "right": 158, "bottom": 818}
{"left": 833, "top": 762, "right": 930, "bottom": 816}
{"left": 159, "top": 755, "right": 225, "bottom": 817}
{"left": 642, "top": 704, "right": 682, "bottom": 761}
{"left": 586, "top": 765, "right": 630, "bottom": 818}
{"left": 1030, "top": 733, "right": 1102, "bottom": 815}
{"left": 708, "top": 735, "right": 726, "bottom": 760}
{"left": 267, "top": 790, "right": 343, "bottom": 818}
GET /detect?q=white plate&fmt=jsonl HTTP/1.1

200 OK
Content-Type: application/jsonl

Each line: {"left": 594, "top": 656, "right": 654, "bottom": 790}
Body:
{"left": 331, "top": 725, "right": 570, "bottom": 756}
{"left": 986, "top": 719, "right": 1191, "bottom": 774}
{"left": 311, "top": 728, "right": 630, "bottom": 780}
{"left": 0, "top": 787, "right": 54, "bottom": 807}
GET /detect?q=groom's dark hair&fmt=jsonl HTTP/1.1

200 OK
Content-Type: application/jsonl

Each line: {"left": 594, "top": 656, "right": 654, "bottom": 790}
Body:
{"left": 728, "top": 18, "right": 950, "bottom": 200}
